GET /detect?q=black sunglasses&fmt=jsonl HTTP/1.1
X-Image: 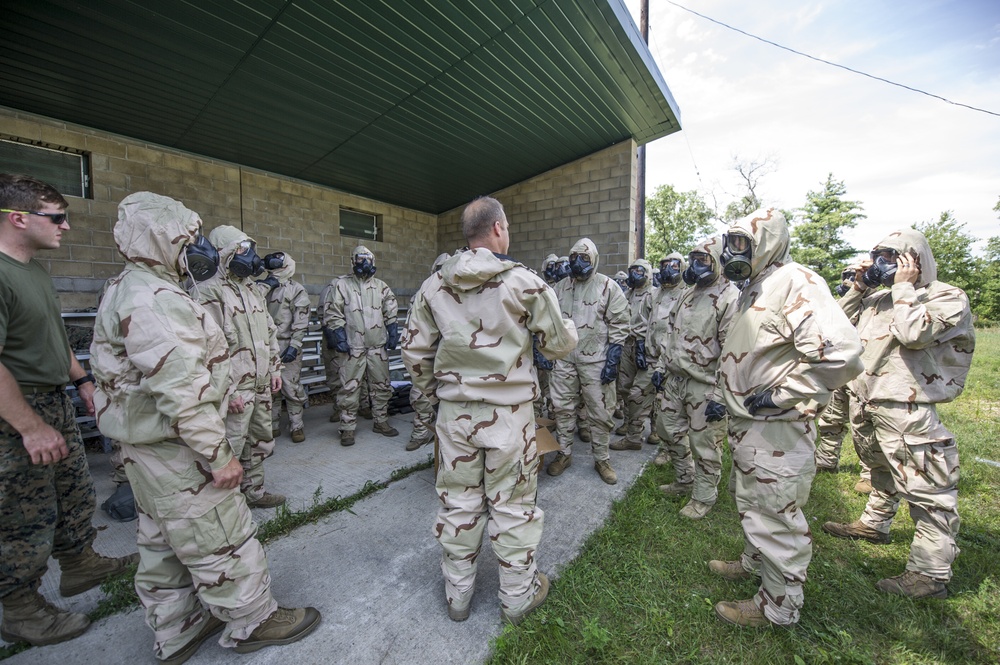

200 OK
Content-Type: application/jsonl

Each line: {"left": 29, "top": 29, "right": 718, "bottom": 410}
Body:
{"left": 1, "top": 209, "right": 69, "bottom": 224}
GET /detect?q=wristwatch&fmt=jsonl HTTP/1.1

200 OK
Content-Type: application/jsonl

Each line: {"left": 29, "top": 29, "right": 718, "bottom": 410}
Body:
{"left": 73, "top": 373, "right": 96, "bottom": 388}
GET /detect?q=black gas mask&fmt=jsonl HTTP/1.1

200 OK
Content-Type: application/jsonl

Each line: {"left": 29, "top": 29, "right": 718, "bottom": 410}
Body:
{"left": 569, "top": 252, "right": 593, "bottom": 279}
{"left": 184, "top": 233, "right": 219, "bottom": 282}
{"left": 229, "top": 240, "right": 264, "bottom": 279}
{"left": 627, "top": 265, "right": 647, "bottom": 289}
{"left": 353, "top": 254, "right": 376, "bottom": 278}
{"left": 720, "top": 232, "right": 753, "bottom": 282}
{"left": 835, "top": 268, "right": 856, "bottom": 297}
{"left": 658, "top": 258, "right": 682, "bottom": 287}
{"left": 615, "top": 275, "right": 628, "bottom": 291}
{"left": 862, "top": 249, "right": 898, "bottom": 288}
{"left": 682, "top": 252, "right": 716, "bottom": 287}
{"left": 554, "top": 260, "right": 571, "bottom": 282}
{"left": 543, "top": 262, "right": 558, "bottom": 282}
{"left": 262, "top": 252, "right": 286, "bottom": 271}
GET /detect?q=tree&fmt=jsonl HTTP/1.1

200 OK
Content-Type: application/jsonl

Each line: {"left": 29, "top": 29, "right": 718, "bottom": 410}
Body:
{"left": 977, "top": 233, "right": 1000, "bottom": 323}
{"left": 644, "top": 184, "right": 717, "bottom": 261}
{"left": 914, "top": 212, "right": 977, "bottom": 293}
{"left": 789, "top": 174, "right": 865, "bottom": 289}
{"left": 714, "top": 155, "right": 777, "bottom": 222}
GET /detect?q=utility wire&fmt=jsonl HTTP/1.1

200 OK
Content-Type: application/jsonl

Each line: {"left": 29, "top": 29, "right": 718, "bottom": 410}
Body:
{"left": 666, "top": 1, "right": 1000, "bottom": 118}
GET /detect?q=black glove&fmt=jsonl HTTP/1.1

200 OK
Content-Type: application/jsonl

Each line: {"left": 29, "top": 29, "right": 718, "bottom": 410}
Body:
{"left": 600, "top": 343, "right": 623, "bottom": 385}
{"left": 705, "top": 400, "right": 727, "bottom": 422}
{"left": 255, "top": 275, "right": 279, "bottom": 294}
{"left": 279, "top": 346, "right": 298, "bottom": 363}
{"left": 651, "top": 371, "right": 665, "bottom": 392}
{"left": 635, "top": 339, "right": 647, "bottom": 371}
{"left": 743, "top": 389, "right": 777, "bottom": 415}
{"left": 325, "top": 326, "right": 350, "bottom": 353}
{"left": 385, "top": 322, "right": 399, "bottom": 351}
{"left": 532, "top": 337, "right": 554, "bottom": 370}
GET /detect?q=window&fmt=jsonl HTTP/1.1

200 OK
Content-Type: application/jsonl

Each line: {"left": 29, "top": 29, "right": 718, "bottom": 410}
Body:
{"left": 0, "top": 136, "right": 91, "bottom": 198}
{"left": 339, "top": 207, "right": 382, "bottom": 242}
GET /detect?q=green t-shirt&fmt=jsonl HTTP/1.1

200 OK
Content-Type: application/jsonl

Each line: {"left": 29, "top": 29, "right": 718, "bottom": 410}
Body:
{"left": 0, "top": 251, "right": 71, "bottom": 386}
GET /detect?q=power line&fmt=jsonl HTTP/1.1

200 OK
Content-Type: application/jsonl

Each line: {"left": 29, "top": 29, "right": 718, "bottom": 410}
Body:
{"left": 665, "top": 1, "right": 1000, "bottom": 118}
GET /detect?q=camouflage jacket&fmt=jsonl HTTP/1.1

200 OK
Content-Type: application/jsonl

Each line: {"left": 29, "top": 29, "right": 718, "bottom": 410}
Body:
{"left": 91, "top": 192, "right": 233, "bottom": 470}
{"left": 717, "top": 209, "right": 863, "bottom": 420}
{"left": 322, "top": 274, "right": 398, "bottom": 351}
{"left": 265, "top": 256, "right": 311, "bottom": 350}
{"left": 645, "top": 252, "right": 690, "bottom": 367}
{"left": 841, "top": 228, "right": 975, "bottom": 404}
{"left": 554, "top": 238, "right": 629, "bottom": 364}
{"left": 625, "top": 258, "right": 654, "bottom": 343}
{"left": 661, "top": 238, "right": 737, "bottom": 387}
{"left": 402, "top": 247, "right": 578, "bottom": 406}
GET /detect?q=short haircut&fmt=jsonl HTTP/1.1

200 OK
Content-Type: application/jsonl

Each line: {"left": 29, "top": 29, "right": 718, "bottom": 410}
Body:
{"left": 461, "top": 196, "right": 505, "bottom": 244}
{"left": 0, "top": 173, "right": 69, "bottom": 211}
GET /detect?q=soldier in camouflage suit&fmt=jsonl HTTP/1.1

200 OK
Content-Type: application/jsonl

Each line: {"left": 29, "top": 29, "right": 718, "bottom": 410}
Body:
{"left": 532, "top": 253, "right": 561, "bottom": 421}
{"left": 610, "top": 258, "right": 655, "bottom": 451}
{"left": 91, "top": 192, "right": 319, "bottom": 661}
{"left": 0, "top": 174, "right": 135, "bottom": 646}
{"left": 710, "top": 208, "right": 863, "bottom": 628}
{"left": 406, "top": 253, "right": 452, "bottom": 452}
{"left": 646, "top": 252, "right": 690, "bottom": 467}
{"left": 195, "top": 225, "right": 285, "bottom": 509}
{"left": 651, "top": 238, "right": 737, "bottom": 520}
{"left": 323, "top": 246, "right": 399, "bottom": 446}
{"left": 402, "top": 196, "right": 577, "bottom": 624}
{"left": 547, "top": 238, "right": 630, "bottom": 485}
{"left": 262, "top": 253, "right": 311, "bottom": 443}
{"left": 823, "top": 229, "right": 975, "bottom": 599}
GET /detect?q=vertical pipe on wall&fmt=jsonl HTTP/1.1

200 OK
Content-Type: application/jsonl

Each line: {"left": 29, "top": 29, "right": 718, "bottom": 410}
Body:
{"left": 635, "top": 0, "right": 648, "bottom": 260}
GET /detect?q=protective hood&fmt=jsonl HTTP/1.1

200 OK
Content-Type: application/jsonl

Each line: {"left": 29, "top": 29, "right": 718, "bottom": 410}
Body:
{"left": 208, "top": 224, "right": 253, "bottom": 278}
{"left": 614, "top": 270, "right": 628, "bottom": 281}
{"left": 871, "top": 228, "right": 937, "bottom": 288}
{"left": 115, "top": 192, "right": 201, "bottom": 281}
{"left": 433, "top": 252, "right": 451, "bottom": 273}
{"left": 728, "top": 207, "right": 790, "bottom": 280}
{"left": 660, "top": 252, "right": 687, "bottom": 289}
{"left": 570, "top": 237, "right": 600, "bottom": 274}
{"left": 690, "top": 235, "right": 724, "bottom": 286}
{"left": 440, "top": 246, "right": 516, "bottom": 292}
{"left": 272, "top": 253, "right": 296, "bottom": 283}
{"left": 629, "top": 258, "right": 653, "bottom": 289}
{"left": 541, "top": 253, "right": 558, "bottom": 274}
{"left": 353, "top": 245, "right": 375, "bottom": 262}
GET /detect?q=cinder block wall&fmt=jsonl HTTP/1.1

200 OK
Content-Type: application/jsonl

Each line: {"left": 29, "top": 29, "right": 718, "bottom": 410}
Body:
{"left": 437, "top": 140, "right": 638, "bottom": 276}
{"left": 0, "top": 107, "right": 437, "bottom": 310}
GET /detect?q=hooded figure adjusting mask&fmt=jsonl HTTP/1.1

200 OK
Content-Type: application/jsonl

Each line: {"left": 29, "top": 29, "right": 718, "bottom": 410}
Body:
{"left": 863, "top": 228, "right": 938, "bottom": 290}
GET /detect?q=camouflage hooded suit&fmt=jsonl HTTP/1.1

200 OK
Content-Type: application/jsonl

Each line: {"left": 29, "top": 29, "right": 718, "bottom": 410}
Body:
{"left": 646, "top": 252, "right": 690, "bottom": 455}
{"left": 839, "top": 229, "right": 974, "bottom": 582}
{"left": 265, "top": 254, "right": 311, "bottom": 434}
{"left": 717, "top": 208, "right": 863, "bottom": 625}
{"left": 194, "top": 225, "right": 282, "bottom": 503}
{"left": 656, "top": 238, "right": 737, "bottom": 505}
{"left": 402, "top": 247, "right": 578, "bottom": 615}
{"left": 550, "top": 239, "right": 630, "bottom": 462}
{"left": 616, "top": 258, "right": 656, "bottom": 446}
{"left": 533, "top": 252, "right": 560, "bottom": 419}
{"left": 91, "top": 193, "right": 278, "bottom": 658}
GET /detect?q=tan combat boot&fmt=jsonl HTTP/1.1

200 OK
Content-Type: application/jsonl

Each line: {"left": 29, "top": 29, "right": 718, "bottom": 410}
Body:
{"left": 359, "top": 405, "right": 373, "bottom": 420}
{"left": 708, "top": 560, "right": 754, "bottom": 581}
{"left": 659, "top": 481, "right": 693, "bottom": 497}
{"left": 233, "top": 606, "right": 321, "bottom": 654}
{"left": 876, "top": 571, "right": 948, "bottom": 599}
{"left": 246, "top": 492, "right": 286, "bottom": 509}
{"left": 821, "top": 520, "right": 890, "bottom": 544}
{"left": 328, "top": 407, "right": 341, "bottom": 423}
{"left": 1, "top": 588, "right": 90, "bottom": 645}
{"left": 373, "top": 421, "right": 399, "bottom": 437}
{"left": 609, "top": 438, "right": 641, "bottom": 451}
{"left": 652, "top": 449, "right": 670, "bottom": 467}
{"left": 679, "top": 499, "right": 712, "bottom": 520}
{"left": 577, "top": 427, "right": 592, "bottom": 443}
{"left": 501, "top": 573, "right": 549, "bottom": 626}
{"left": 646, "top": 431, "right": 662, "bottom": 446}
{"left": 854, "top": 478, "right": 873, "bottom": 494}
{"left": 546, "top": 453, "right": 572, "bottom": 476}
{"left": 594, "top": 460, "right": 618, "bottom": 485}
{"left": 406, "top": 430, "right": 434, "bottom": 452}
{"left": 160, "top": 614, "right": 225, "bottom": 665}
{"left": 57, "top": 547, "right": 139, "bottom": 597}
{"left": 613, "top": 422, "right": 627, "bottom": 436}
{"left": 290, "top": 428, "right": 305, "bottom": 443}
{"left": 340, "top": 430, "right": 355, "bottom": 446}
{"left": 714, "top": 598, "right": 770, "bottom": 628}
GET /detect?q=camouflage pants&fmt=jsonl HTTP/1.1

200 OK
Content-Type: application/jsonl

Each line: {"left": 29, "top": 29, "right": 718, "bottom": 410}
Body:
{"left": 851, "top": 400, "right": 960, "bottom": 581}
{"left": 110, "top": 438, "right": 129, "bottom": 484}
{"left": 122, "top": 441, "right": 277, "bottom": 658}
{"left": 729, "top": 416, "right": 816, "bottom": 626}
{"left": 410, "top": 385, "right": 436, "bottom": 439}
{"left": 621, "top": 358, "right": 655, "bottom": 447}
{"left": 550, "top": 361, "right": 614, "bottom": 461}
{"left": 322, "top": 345, "right": 342, "bottom": 418}
{"left": 272, "top": 355, "right": 307, "bottom": 432}
{"left": 434, "top": 400, "right": 545, "bottom": 614}
{"left": 616, "top": 338, "right": 636, "bottom": 408}
{"left": 814, "top": 388, "right": 871, "bottom": 480}
{"left": 337, "top": 347, "right": 390, "bottom": 432}
{"left": 225, "top": 386, "right": 276, "bottom": 502}
{"left": 0, "top": 391, "right": 96, "bottom": 599}
{"left": 533, "top": 368, "right": 552, "bottom": 420}
{"left": 657, "top": 375, "right": 725, "bottom": 504}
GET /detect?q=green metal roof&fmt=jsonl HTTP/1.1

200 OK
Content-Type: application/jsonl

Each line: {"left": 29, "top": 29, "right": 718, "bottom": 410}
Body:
{"left": 2, "top": 0, "right": 681, "bottom": 213}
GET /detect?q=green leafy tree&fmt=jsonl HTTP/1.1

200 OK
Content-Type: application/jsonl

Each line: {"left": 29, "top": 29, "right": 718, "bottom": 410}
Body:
{"left": 789, "top": 174, "right": 865, "bottom": 289}
{"left": 914, "top": 212, "right": 977, "bottom": 293}
{"left": 644, "top": 184, "right": 716, "bottom": 261}
{"left": 970, "top": 196, "right": 1000, "bottom": 323}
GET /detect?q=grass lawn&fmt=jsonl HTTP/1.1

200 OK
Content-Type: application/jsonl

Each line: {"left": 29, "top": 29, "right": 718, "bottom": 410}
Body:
{"left": 490, "top": 328, "right": 1000, "bottom": 665}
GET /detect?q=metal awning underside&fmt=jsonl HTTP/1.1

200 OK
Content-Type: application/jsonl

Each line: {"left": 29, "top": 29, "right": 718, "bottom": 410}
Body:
{"left": 2, "top": 0, "right": 681, "bottom": 213}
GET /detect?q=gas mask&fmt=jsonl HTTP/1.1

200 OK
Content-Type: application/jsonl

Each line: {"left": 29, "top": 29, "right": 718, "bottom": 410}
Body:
{"left": 183, "top": 233, "right": 219, "bottom": 282}
{"left": 229, "top": 240, "right": 264, "bottom": 279}
{"left": 554, "top": 260, "right": 571, "bottom": 282}
{"left": 658, "top": 259, "right": 682, "bottom": 287}
{"left": 353, "top": 254, "right": 376, "bottom": 278}
{"left": 543, "top": 262, "right": 558, "bottom": 282}
{"left": 861, "top": 249, "right": 898, "bottom": 288}
{"left": 835, "top": 268, "right": 856, "bottom": 297}
{"left": 569, "top": 253, "right": 593, "bottom": 279}
{"left": 720, "top": 232, "right": 753, "bottom": 282}
{"left": 627, "top": 266, "right": 647, "bottom": 289}
{"left": 262, "top": 252, "right": 286, "bottom": 271}
{"left": 615, "top": 273, "right": 628, "bottom": 291}
{"left": 682, "top": 252, "right": 715, "bottom": 286}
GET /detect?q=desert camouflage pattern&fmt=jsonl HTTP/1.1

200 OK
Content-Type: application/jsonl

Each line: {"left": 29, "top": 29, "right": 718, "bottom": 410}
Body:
{"left": 401, "top": 246, "right": 576, "bottom": 613}
{"left": 266, "top": 255, "right": 311, "bottom": 432}
{"left": 617, "top": 259, "right": 656, "bottom": 446}
{"left": 646, "top": 252, "right": 690, "bottom": 458}
{"left": 323, "top": 253, "right": 398, "bottom": 430}
{"left": 90, "top": 193, "right": 276, "bottom": 657}
{"left": 319, "top": 280, "right": 343, "bottom": 414}
{"left": 409, "top": 384, "right": 436, "bottom": 440}
{"left": 840, "top": 228, "right": 974, "bottom": 582}
{"left": 718, "top": 208, "right": 863, "bottom": 626}
{"left": 814, "top": 386, "right": 871, "bottom": 481}
{"left": 540, "top": 253, "right": 558, "bottom": 285}
{"left": 1, "top": 391, "right": 97, "bottom": 599}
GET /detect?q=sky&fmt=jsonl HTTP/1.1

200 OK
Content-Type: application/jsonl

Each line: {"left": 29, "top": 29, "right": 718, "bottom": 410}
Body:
{"left": 623, "top": 0, "right": 1000, "bottom": 256}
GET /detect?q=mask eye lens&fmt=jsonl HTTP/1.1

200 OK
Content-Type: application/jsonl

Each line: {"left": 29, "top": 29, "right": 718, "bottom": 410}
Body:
{"left": 873, "top": 249, "right": 897, "bottom": 262}
{"left": 690, "top": 253, "right": 711, "bottom": 267}
{"left": 727, "top": 234, "right": 751, "bottom": 253}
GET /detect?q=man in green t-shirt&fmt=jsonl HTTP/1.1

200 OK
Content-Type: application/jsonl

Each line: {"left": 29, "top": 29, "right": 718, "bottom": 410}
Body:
{"left": 0, "top": 174, "right": 136, "bottom": 646}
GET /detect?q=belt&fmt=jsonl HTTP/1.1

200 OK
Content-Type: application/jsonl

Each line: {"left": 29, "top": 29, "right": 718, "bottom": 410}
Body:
{"left": 19, "top": 385, "right": 64, "bottom": 396}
